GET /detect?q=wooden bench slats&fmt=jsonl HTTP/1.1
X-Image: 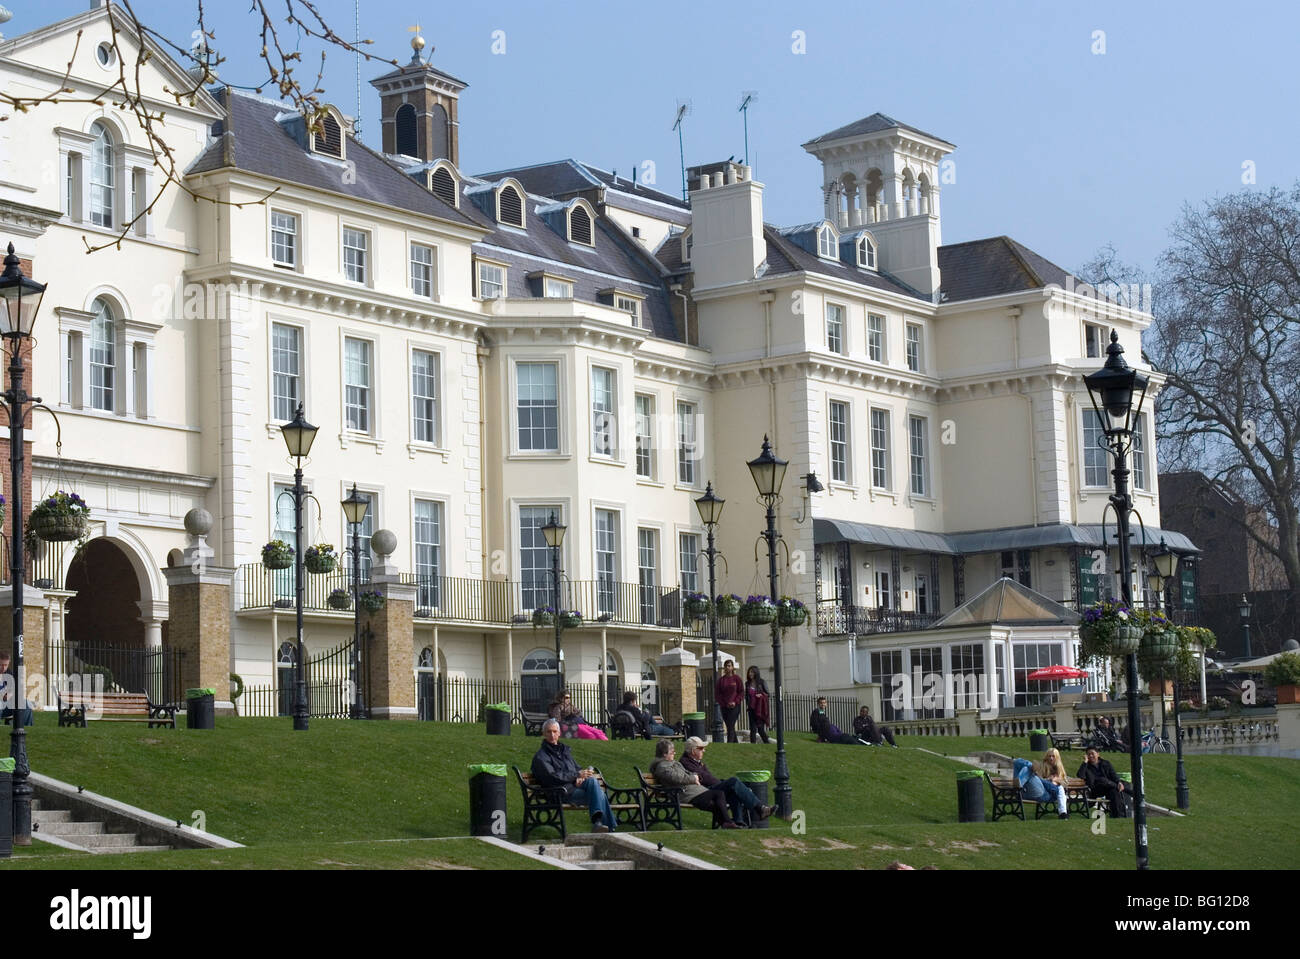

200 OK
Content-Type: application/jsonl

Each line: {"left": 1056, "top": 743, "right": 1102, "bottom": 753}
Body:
{"left": 986, "top": 772, "right": 1107, "bottom": 821}
{"left": 57, "top": 689, "right": 176, "bottom": 729}
{"left": 513, "top": 766, "right": 645, "bottom": 842}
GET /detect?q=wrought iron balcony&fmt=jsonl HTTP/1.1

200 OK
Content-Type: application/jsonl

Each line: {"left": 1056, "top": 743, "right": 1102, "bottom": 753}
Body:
{"left": 815, "top": 602, "right": 941, "bottom": 636}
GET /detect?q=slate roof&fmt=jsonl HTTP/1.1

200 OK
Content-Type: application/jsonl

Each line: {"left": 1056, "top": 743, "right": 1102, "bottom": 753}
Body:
{"left": 804, "top": 112, "right": 953, "bottom": 148}
{"left": 370, "top": 57, "right": 467, "bottom": 89}
{"left": 187, "top": 89, "right": 475, "bottom": 227}
{"left": 458, "top": 177, "right": 680, "bottom": 340}
{"left": 476, "top": 159, "right": 690, "bottom": 213}
{"left": 937, "top": 236, "right": 1074, "bottom": 303}
{"left": 761, "top": 225, "right": 924, "bottom": 299}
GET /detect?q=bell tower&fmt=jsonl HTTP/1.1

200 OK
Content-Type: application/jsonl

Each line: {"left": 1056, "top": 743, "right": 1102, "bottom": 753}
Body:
{"left": 369, "top": 29, "right": 467, "bottom": 165}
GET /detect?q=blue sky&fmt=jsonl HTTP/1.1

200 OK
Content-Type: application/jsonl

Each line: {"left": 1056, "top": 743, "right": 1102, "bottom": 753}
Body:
{"left": 18, "top": 0, "right": 1300, "bottom": 273}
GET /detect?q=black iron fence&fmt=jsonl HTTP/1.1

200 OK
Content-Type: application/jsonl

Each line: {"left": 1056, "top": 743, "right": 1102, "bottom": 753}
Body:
{"left": 237, "top": 638, "right": 354, "bottom": 719}
{"left": 416, "top": 676, "right": 641, "bottom": 725}
{"left": 45, "top": 639, "right": 185, "bottom": 706}
{"left": 781, "top": 692, "right": 861, "bottom": 733}
{"left": 815, "top": 603, "right": 942, "bottom": 636}
{"left": 239, "top": 563, "right": 355, "bottom": 613}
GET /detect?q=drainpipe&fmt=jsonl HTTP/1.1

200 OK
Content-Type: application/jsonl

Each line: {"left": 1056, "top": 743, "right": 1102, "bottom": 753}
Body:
{"left": 759, "top": 292, "right": 777, "bottom": 443}
{"left": 477, "top": 338, "right": 491, "bottom": 579}
{"left": 671, "top": 283, "right": 690, "bottom": 345}
{"left": 1008, "top": 306, "right": 1040, "bottom": 526}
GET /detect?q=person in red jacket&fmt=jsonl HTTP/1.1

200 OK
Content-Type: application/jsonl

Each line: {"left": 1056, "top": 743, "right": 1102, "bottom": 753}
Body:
{"left": 745, "top": 666, "right": 771, "bottom": 743}
{"left": 715, "top": 659, "right": 744, "bottom": 742}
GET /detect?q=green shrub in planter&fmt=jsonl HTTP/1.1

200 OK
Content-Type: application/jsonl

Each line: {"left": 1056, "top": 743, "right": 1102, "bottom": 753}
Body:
{"left": 304, "top": 544, "right": 337, "bottom": 574}
{"left": 1263, "top": 651, "right": 1300, "bottom": 687}
{"left": 261, "top": 540, "right": 294, "bottom": 570}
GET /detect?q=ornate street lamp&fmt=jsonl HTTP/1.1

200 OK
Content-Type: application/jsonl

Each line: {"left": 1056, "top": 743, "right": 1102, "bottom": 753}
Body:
{"left": 280, "top": 402, "right": 318, "bottom": 731}
{"left": 1148, "top": 539, "right": 1189, "bottom": 809}
{"left": 1238, "top": 594, "right": 1252, "bottom": 659}
{"left": 694, "top": 482, "right": 726, "bottom": 742}
{"left": 541, "top": 512, "right": 567, "bottom": 690}
{"left": 342, "top": 484, "right": 370, "bottom": 720}
{"left": 0, "top": 242, "right": 45, "bottom": 848}
{"left": 1084, "top": 330, "right": 1151, "bottom": 870}
{"left": 748, "top": 435, "right": 792, "bottom": 818}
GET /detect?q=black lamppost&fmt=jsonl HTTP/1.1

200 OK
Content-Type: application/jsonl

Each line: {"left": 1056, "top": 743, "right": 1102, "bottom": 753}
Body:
{"left": 280, "top": 402, "right": 319, "bottom": 731}
{"left": 342, "top": 484, "right": 370, "bottom": 720}
{"left": 1084, "top": 330, "right": 1151, "bottom": 870}
{"left": 1148, "top": 539, "right": 1189, "bottom": 809}
{"left": 748, "top": 435, "right": 791, "bottom": 817}
{"left": 541, "top": 512, "right": 567, "bottom": 689}
{"left": 1238, "top": 595, "right": 1252, "bottom": 659}
{"left": 0, "top": 242, "right": 45, "bottom": 848}
{"left": 694, "top": 482, "right": 726, "bottom": 743}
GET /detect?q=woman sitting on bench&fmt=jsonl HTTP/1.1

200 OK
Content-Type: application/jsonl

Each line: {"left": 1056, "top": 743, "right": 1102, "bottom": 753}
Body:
{"left": 1013, "top": 752, "right": 1069, "bottom": 819}
{"left": 549, "top": 690, "right": 608, "bottom": 740}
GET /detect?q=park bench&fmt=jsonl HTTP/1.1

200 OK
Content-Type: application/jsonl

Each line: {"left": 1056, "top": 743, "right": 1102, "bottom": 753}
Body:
{"left": 518, "top": 709, "right": 609, "bottom": 738}
{"left": 512, "top": 766, "right": 644, "bottom": 842}
{"left": 1049, "top": 730, "right": 1086, "bottom": 751}
{"left": 604, "top": 709, "right": 685, "bottom": 741}
{"left": 57, "top": 689, "right": 176, "bottom": 728}
{"left": 985, "top": 771, "right": 1104, "bottom": 821}
{"left": 634, "top": 766, "right": 687, "bottom": 830}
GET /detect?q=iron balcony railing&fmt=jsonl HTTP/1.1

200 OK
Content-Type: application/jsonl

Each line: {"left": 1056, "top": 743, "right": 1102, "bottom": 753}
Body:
{"left": 815, "top": 603, "right": 942, "bottom": 636}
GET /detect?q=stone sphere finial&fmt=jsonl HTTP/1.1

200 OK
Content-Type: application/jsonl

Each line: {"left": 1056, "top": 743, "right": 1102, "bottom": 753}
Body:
{"left": 371, "top": 529, "right": 397, "bottom": 557}
{"left": 184, "top": 508, "right": 213, "bottom": 537}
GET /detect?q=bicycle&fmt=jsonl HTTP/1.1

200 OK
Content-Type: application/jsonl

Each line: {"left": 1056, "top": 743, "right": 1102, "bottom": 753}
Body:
{"left": 1140, "top": 728, "right": 1172, "bottom": 754}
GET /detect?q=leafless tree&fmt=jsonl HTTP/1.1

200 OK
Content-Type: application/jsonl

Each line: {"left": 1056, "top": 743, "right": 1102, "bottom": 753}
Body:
{"left": 1, "top": 0, "right": 399, "bottom": 252}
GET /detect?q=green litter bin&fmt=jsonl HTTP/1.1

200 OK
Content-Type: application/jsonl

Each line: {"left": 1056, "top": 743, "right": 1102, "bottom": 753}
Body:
{"left": 484, "top": 702, "right": 512, "bottom": 736}
{"left": 0, "top": 757, "right": 12, "bottom": 858}
{"left": 1029, "top": 728, "right": 1050, "bottom": 753}
{"left": 735, "top": 770, "right": 771, "bottom": 829}
{"left": 956, "top": 769, "right": 985, "bottom": 822}
{"left": 467, "top": 764, "right": 508, "bottom": 837}
{"left": 683, "top": 712, "right": 707, "bottom": 739}
{"left": 187, "top": 687, "right": 216, "bottom": 730}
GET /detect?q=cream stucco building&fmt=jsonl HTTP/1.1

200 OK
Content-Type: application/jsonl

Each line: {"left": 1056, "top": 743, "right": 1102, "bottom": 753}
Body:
{"left": 0, "top": 4, "right": 1198, "bottom": 724}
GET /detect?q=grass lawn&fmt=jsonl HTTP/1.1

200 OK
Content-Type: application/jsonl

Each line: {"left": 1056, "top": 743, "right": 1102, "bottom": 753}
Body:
{"left": 8, "top": 713, "right": 1298, "bottom": 869}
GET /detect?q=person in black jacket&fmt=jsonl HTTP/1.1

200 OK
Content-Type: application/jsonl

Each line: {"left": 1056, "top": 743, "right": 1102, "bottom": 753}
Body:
{"left": 616, "top": 692, "right": 675, "bottom": 738}
{"left": 1077, "top": 746, "right": 1130, "bottom": 817}
{"left": 530, "top": 718, "right": 616, "bottom": 832}
{"left": 680, "top": 737, "right": 777, "bottom": 823}
{"left": 852, "top": 706, "right": 898, "bottom": 747}
{"left": 810, "top": 697, "right": 862, "bottom": 744}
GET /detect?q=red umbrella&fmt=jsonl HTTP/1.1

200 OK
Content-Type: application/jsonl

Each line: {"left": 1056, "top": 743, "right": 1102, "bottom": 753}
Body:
{"left": 1026, "top": 665, "right": 1090, "bottom": 681}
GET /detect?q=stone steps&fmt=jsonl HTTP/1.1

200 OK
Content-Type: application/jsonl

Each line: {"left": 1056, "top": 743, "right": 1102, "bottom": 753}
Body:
{"left": 534, "top": 839, "right": 635, "bottom": 871}
{"left": 32, "top": 799, "right": 172, "bottom": 855}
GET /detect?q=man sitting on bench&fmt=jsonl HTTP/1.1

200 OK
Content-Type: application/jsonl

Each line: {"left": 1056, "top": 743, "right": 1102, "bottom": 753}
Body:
{"left": 649, "top": 739, "right": 743, "bottom": 828}
{"left": 679, "top": 736, "right": 776, "bottom": 823}
{"left": 1077, "top": 746, "right": 1131, "bottom": 818}
{"left": 530, "top": 718, "right": 616, "bottom": 833}
{"left": 616, "top": 691, "right": 675, "bottom": 738}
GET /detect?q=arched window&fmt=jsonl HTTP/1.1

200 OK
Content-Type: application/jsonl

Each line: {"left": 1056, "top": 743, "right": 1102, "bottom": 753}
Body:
{"left": 430, "top": 166, "right": 458, "bottom": 207}
{"left": 395, "top": 103, "right": 418, "bottom": 157}
{"left": 569, "top": 205, "right": 593, "bottom": 245}
{"left": 89, "top": 297, "right": 116, "bottom": 412}
{"left": 89, "top": 122, "right": 115, "bottom": 228}
{"left": 818, "top": 224, "right": 838, "bottom": 259}
{"left": 276, "top": 641, "right": 298, "bottom": 717}
{"left": 857, "top": 236, "right": 877, "bottom": 270}
{"left": 603, "top": 651, "right": 620, "bottom": 714}
{"left": 316, "top": 113, "right": 343, "bottom": 158}
{"left": 521, "top": 647, "right": 560, "bottom": 714}
{"left": 416, "top": 646, "right": 437, "bottom": 721}
{"left": 640, "top": 660, "right": 659, "bottom": 716}
{"left": 429, "top": 104, "right": 449, "bottom": 161}
{"left": 497, "top": 184, "right": 524, "bottom": 227}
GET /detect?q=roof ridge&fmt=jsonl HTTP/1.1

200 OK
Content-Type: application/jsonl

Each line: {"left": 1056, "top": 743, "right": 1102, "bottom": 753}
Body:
{"left": 999, "top": 236, "right": 1044, "bottom": 287}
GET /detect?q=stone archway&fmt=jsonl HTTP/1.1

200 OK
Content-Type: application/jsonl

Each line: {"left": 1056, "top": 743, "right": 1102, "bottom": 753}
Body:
{"left": 65, "top": 539, "right": 145, "bottom": 648}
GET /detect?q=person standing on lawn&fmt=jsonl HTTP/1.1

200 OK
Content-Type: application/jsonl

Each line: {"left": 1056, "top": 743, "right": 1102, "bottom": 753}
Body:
{"left": 715, "top": 659, "right": 744, "bottom": 742}
{"left": 531, "top": 718, "right": 616, "bottom": 832}
{"left": 745, "top": 666, "right": 771, "bottom": 744}
{"left": 679, "top": 736, "right": 777, "bottom": 823}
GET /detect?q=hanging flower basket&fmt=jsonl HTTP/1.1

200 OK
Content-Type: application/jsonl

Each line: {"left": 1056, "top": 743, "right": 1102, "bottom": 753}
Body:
{"left": 1112, "top": 624, "right": 1144, "bottom": 656}
{"left": 714, "top": 594, "right": 743, "bottom": 617}
{"left": 684, "top": 592, "right": 712, "bottom": 618}
{"left": 304, "top": 544, "right": 337, "bottom": 574}
{"left": 1139, "top": 626, "right": 1179, "bottom": 667}
{"left": 29, "top": 490, "right": 91, "bottom": 543}
{"left": 532, "top": 606, "right": 556, "bottom": 627}
{"left": 559, "top": 610, "right": 583, "bottom": 629}
{"left": 358, "top": 590, "right": 385, "bottom": 614}
{"left": 261, "top": 540, "right": 294, "bottom": 570}
{"left": 776, "top": 596, "right": 807, "bottom": 627}
{"left": 1078, "top": 599, "right": 1135, "bottom": 663}
{"left": 327, "top": 588, "right": 351, "bottom": 611}
{"left": 738, "top": 595, "right": 776, "bottom": 625}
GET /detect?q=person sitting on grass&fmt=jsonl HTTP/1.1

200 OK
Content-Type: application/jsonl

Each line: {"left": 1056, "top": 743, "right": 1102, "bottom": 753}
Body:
{"left": 531, "top": 718, "right": 616, "bottom": 833}
{"left": 616, "top": 691, "right": 675, "bottom": 739}
{"left": 810, "top": 696, "right": 864, "bottom": 744}
{"left": 1077, "top": 746, "right": 1130, "bottom": 818}
{"left": 852, "top": 706, "right": 898, "bottom": 747}
{"left": 679, "top": 736, "right": 777, "bottom": 824}
{"left": 649, "top": 738, "right": 743, "bottom": 829}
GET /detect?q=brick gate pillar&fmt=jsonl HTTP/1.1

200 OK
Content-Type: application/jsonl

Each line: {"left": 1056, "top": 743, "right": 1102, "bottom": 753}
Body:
{"left": 365, "top": 529, "right": 417, "bottom": 720}
{"left": 161, "top": 508, "right": 235, "bottom": 714}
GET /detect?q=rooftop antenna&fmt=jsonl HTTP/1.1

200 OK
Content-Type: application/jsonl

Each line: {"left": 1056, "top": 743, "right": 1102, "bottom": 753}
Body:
{"left": 672, "top": 99, "right": 692, "bottom": 202}
{"left": 738, "top": 91, "right": 758, "bottom": 166}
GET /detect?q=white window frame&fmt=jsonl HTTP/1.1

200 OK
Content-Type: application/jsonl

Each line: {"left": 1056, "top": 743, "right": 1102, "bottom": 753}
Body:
{"left": 409, "top": 241, "right": 437, "bottom": 300}
{"left": 825, "top": 302, "right": 846, "bottom": 354}
{"left": 818, "top": 225, "right": 838, "bottom": 259}
{"left": 477, "top": 259, "right": 506, "bottom": 299}
{"left": 867, "top": 313, "right": 887, "bottom": 364}
{"left": 412, "top": 496, "right": 444, "bottom": 609}
{"left": 635, "top": 393, "right": 656, "bottom": 481}
{"left": 512, "top": 358, "right": 564, "bottom": 456}
{"left": 270, "top": 209, "right": 300, "bottom": 269}
{"left": 342, "top": 335, "right": 376, "bottom": 436}
{"left": 1085, "top": 322, "right": 1106, "bottom": 359}
{"left": 1082, "top": 408, "right": 1109, "bottom": 488}
{"left": 88, "top": 121, "right": 115, "bottom": 229}
{"left": 676, "top": 399, "right": 701, "bottom": 489}
{"left": 637, "top": 526, "right": 661, "bottom": 625}
{"left": 545, "top": 277, "right": 573, "bottom": 298}
{"left": 342, "top": 226, "right": 370, "bottom": 286}
{"left": 270, "top": 321, "right": 304, "bottom": 424}
{"left": 678, "top": 530, "right": 702, "bottom": 594}
{"left": 1132, "top": 412, "right": 1148, "bottom": 491}
{"left": 590, "top": 366, "right": 619, "bottom": 460}
{"left": 592, "top": 505, "right": 621, "bottom": 617}
{"left": 857, "top": 236, "right": 877, "bottom": 270}
{"left": 615, "top": 294, "right": 644, "bottom": 328}
{"left": 870, "top": 407, "right": 892, "bottom": 491}
{"left": 908, "top": 414, "right": 929, "bottom": 498}
{"left": 517, "top": 502, "right": 564, "bottom": 610}
{"left": 828, "top": 399, "right": 850, "bottom": 485}
{"left": 905, "top": 323, "right": 923, "bottom": 373}
{"left": 410, "top": 347, "right": 441, "bottom": 447}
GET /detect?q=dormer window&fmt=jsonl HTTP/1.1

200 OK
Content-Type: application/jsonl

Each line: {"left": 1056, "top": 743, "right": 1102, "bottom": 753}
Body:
{"left": 497, "top": 184, "right": 524, "bottom": 227}
{"left": 314, "top": 111, "right": 344, "bottom": 159}
{"left": 680, "top": 230, "right": 693, "bottom": 263}
{"left": 430, "top": 165, "right": 458, "bottom": 207}
{"left": 857, "top": 236, "right": 877, "bottom": 270}
{"left": 568, "top": 204, "right": 593, "bottom": 246}
{"left": 818, "top": 225, "right": 838, "bottom": 259}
